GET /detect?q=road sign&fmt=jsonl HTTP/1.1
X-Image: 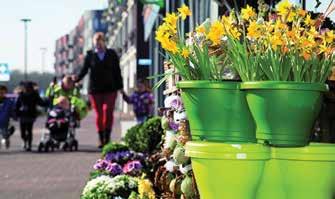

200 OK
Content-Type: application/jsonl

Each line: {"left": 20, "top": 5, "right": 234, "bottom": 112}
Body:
{"left": 0, "top": 63, "right": 10, "bottom": 82}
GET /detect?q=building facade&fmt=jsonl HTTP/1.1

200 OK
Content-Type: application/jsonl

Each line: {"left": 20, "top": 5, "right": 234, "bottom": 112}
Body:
{"left": 54, "top": 10, "right": 107, "bottom": 80}
{"left": 103, "top": 0, "right": 150, "bottom": 114}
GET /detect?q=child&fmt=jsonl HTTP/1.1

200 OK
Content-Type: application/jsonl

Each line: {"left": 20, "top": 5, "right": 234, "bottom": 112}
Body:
{"left": 121, "top": 79, "right": 154, "bottom": 123}
{"left": 16, "top": 81, "right": 47, "bottom": 151}
{"left": 46, "top": 96, "right": 71, "bottom": 139}
{"left": 0, "top": 85, "right": 15, "bottom": 149}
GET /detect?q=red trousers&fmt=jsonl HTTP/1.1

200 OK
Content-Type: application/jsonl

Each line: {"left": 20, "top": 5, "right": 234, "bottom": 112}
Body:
{"left": 89, "top": 92, "right": 117, "bottom": 132}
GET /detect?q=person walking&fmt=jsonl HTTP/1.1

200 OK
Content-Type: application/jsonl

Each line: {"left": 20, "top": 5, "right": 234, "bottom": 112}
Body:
{"left": 16, "top": 82, "right": 46, "bottom": 151}
{"left": 121, "top": 79, "right": 154, "bottom": 124}
{"left": 0, "top": 85, "right": 15, "bottom": 149}
{"left": 75, "top": 32, "right": 123, "bottom": 148}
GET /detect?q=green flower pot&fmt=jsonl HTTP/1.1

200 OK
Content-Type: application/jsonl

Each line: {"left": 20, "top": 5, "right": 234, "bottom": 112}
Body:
{"left": 258, "top": 143, "right": 335, "bottom": 199}
{"left": 177, "top": 81, "right": 256, "bottom": 142}
{"left": 240, "top": 81, "right": 328, "bottom": 147}
{"left": 185, "top": 141, "right": 270, "bottom": 199}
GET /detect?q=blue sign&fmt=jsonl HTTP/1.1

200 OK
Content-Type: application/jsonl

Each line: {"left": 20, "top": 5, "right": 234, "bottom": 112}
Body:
{"left": 138, "top": 59, "right": 152, "bottom": 66}
{"left": 0, "top": 63, "right": 10, "bottom": 81}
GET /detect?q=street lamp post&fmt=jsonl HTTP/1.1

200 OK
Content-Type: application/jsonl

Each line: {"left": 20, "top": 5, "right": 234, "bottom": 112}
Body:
{"left": 40, "top": 47, "right": 47, "bottom": 75}
{"left": 21, "top": 18, "right": 31, "bottom": 81}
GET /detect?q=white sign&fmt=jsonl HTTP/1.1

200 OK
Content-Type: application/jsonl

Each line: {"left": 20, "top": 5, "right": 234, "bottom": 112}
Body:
{"left": 0, "top": 63, "right": 10, "bottom": 82}
{"left": 143, "top": 4, "right": 160, "bottom": 41}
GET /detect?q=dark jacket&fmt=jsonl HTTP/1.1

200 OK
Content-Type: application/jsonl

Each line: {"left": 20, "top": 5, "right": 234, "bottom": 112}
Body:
{"left": 0, "top": 97, "right": 15, "bottom": 129}
{"left": 16, "top": 91, "right": 46, "bottom": 122}
{"left": 77, "top": 49, "right": 123, "bottom": 94}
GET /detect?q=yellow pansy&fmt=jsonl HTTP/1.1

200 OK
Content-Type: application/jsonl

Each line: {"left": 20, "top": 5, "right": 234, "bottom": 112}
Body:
{"left": 138, "top": 179, "right": 155, "bottom": 199}
{"left": 241, "top": 5, "right": 257, "bottom": 21}
{"left": 164, "top": 13, "right": 179, "bottom": 28}
{"left": 207, "top": 21, "right": 225, "bottom": 46}
{"left": 178, "top": 4, "right": 192, "bottom": 20}
{"left": 181, "top": 48, "right": 190, "bottom": 58}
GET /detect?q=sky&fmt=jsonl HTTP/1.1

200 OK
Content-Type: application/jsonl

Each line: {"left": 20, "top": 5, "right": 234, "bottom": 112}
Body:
{"left": 0, "top": 0, "right": 107, "bottom": 73}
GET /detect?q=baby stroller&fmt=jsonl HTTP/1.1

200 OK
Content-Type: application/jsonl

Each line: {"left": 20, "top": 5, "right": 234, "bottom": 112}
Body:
{"left": 38, "top": 104, "right": 79, "bottom": 152}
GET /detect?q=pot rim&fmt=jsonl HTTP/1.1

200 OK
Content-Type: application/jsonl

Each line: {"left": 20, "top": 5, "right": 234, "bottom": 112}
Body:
{"left": 240, "top": 81, "right": 328, "bottom": 92}
{"left": 185, "top": 141, "right": 271, "bottom": 160}
{"left": 177, "top": 80, "right": 241, "bottom": 89}
{"left": 272, "top": 142, "right": 335, "bottom": 161}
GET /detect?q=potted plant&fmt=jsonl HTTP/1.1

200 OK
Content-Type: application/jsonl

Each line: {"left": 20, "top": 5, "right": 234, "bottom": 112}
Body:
{"left": 224, "top": 1, "right": 334, "bottom": 146}
{"left": 155, "top": 5, "right": 256, "bottom": 143}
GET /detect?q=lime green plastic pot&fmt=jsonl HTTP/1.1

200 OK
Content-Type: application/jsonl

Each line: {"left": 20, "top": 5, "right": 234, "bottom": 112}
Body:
{"left": 258, "top": 143, "right": 335, "bottom": 199}
{"left": 185, "top": 141, "right": 270, "bottom": 199}
{"left": 241, "top": 81, "right": 328, "bottom": 147}
{"left": 177, "top": 81, "right": 256, "bottom": 142}
{"left": 273, "top": 143, "right": 335, "bottom": 199}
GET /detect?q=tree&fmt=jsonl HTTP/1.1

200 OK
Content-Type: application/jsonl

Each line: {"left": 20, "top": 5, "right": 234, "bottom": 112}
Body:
{"left": 0, "top": 70, "right": 55, "bottom": 94}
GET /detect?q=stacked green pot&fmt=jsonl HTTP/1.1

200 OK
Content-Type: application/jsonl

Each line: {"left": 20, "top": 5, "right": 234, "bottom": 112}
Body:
{"left": 186, "top": 142, "right": 270, "bottom": 199}
{"left": 240, "top": 81, "right": 328, "bottom": 147}
{"left": 178, "top": 80, "right": 334, "bottom": 199}
{"left": 177, "top": 81, "right": 256, "bottom": 142}
{"left": 257, "top": 143, "right": 335, "bottom": 199}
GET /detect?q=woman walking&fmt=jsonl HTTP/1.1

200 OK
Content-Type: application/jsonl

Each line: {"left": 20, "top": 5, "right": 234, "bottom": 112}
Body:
{"left": 75, "top": 32, "right": 123, "bottom": 148}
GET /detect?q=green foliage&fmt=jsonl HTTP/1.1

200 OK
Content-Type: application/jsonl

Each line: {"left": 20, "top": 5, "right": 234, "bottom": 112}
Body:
{"left": 124, "top": 124, "right": 143, "bottom": 152}
{"left": 89, "top": 170, "right": 110, "bottom": 180}
{"left": 102, "top": 142, "right": 129, "bottom": 156}
{"left": 125, "top": 117, "right": 164, "bottom": 153}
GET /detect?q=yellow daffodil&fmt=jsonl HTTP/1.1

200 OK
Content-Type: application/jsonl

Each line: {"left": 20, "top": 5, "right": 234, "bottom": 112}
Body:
{"left": 196, "top": 25, "right": 206, "bottom": 34}
{"left": 241, "top": 5, "right": 256, "bottom": 21}
{"left": 229, "top": 27, "right": 241, "bottom": 39}
{"left": 308, "top": 27, "right": 319, "bottom": 38}
{"left": 207, "top": 21, "right": 225, "bottom": 46}
{"left": 181, "top": 48, "right": 190, "bottom": 58}
{"left": 270, "top": 35, "right": 284, "bottom": 50}
{"left": 159, "top": 36, "right": 178, "bottom": 54}
{"left": 276, "top": 0, "right": 292, "bottom": 16}
{"left": 178, "top": 4, "right": 192, "bottom": 20}
{"left": 164, "top": 13, "right": 179, "bottom": 28}
{"left": 304, "top": 14, "right": 315, "bottom": 26}
{"left": 319, "top": 44, "right": 332, "bottom": 55}
{"left": 302, "top": 51, "right": 311, "bottom": 60}
{"left": 247, "top": 21, "right": 262, "bottom": 39}
{"left": 155, "top": 23, "right": 170, "bottom": 42}
{"left": 298, "top": 8, "right": 307, "bottom": 17}
{"left": 325, "top": 30, "right": 335, "bottom": 43}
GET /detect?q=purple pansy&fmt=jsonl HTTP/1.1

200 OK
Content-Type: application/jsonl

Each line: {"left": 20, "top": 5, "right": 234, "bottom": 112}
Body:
{"left": 123, "top": 160, "right": 143, "bottom": 174}
{"left": 93, "top": 159, "right": 109, "bottom": 170}
{"left": 105, "top": 162, "right": 123, "bottom": 176}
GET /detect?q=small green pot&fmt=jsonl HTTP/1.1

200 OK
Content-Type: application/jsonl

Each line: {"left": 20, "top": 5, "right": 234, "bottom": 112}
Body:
{"left": 185, "top": 141, "right": 270, "bottom": 199}
{"left": 177, "top": 81, "right": 256, "bottom": 142}
{"left": 259, "top": 143, "right": 335, "bottom": 199}
{"left": 241, "top": 81, "right": 328, "bottom": 147}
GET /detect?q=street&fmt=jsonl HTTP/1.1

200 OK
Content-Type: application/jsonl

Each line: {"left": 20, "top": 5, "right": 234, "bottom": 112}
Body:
{"left": 0, "top": 111, "right": 122, "bottom": 199}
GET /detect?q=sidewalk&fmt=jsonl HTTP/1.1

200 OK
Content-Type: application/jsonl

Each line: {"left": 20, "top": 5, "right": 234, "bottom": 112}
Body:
{"left": 0, "top": 111, "right": 124, "bottom": 199}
